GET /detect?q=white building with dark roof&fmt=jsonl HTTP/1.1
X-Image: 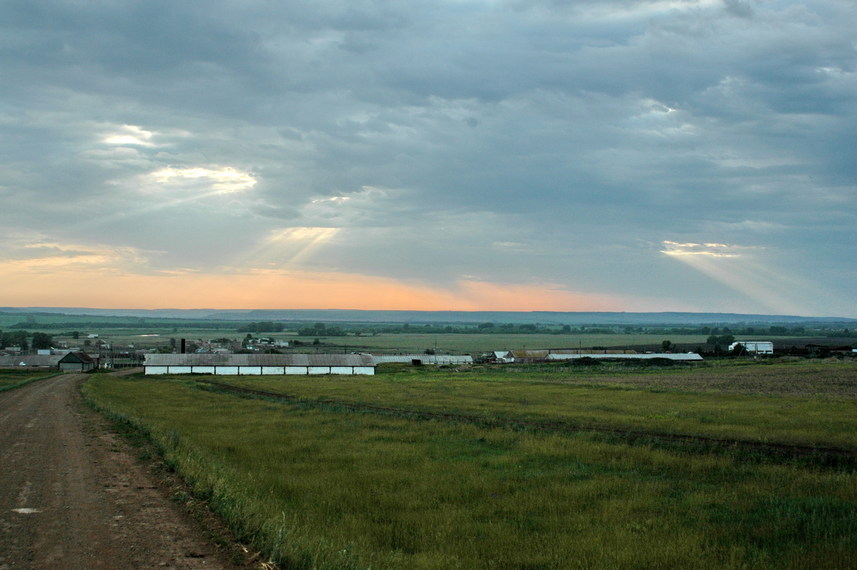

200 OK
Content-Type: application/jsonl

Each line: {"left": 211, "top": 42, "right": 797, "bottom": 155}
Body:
{"left": 729, "top": 341, "right": 774, "bottom": 355}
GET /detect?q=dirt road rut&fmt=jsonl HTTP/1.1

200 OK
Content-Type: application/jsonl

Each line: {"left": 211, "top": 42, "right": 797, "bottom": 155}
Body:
{"left": 0, "top": 374, "right": 240, "bottom": 569}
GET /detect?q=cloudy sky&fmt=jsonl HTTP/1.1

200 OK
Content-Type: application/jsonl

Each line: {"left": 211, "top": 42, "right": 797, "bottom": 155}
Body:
{"left": 1, "top": 0, "right": 854, "bottom": 316}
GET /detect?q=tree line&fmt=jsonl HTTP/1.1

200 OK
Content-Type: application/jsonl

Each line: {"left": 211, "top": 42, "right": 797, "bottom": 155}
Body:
{"left": 0, "top": 330, "right": 53, "bottom": 351}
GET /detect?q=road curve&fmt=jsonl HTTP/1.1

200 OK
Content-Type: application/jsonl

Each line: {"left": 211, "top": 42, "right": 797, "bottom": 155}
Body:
{"left": 0, "top": 374, "right": 238, "bottom": 569}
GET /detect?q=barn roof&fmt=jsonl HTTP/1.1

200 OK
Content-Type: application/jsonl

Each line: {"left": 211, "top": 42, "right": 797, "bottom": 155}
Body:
{"left": 371, "top": 354, "right": 473, "bottom": 364}
{"left": 546, "top": 353, "right": 703, "bottom": 361}
{"left": 0, "top": 354, "right": 63, "bottom": 367}
{"left": 59, "top": 352, "right": 96, "bottom": 364}
{"left": 144, "top": 353, "right": 374, "bottom": 367}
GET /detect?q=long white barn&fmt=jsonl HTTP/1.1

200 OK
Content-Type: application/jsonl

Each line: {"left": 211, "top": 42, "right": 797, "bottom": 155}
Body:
{"left": 371, "top": 354, "right": 473, "bottom": 365}
{"left": 144, "top": 353, "right": 375, "bottom": 375}
{"left": 546, "top": 353, "right": 703, "bottom": 362}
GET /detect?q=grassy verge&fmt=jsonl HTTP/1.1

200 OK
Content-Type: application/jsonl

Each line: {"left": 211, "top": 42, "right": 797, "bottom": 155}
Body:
{"left": 83, "top": 372, "right": 857, "bottom": 569}
{"left": 0, "top": 370, "right": 62, "bottom": 392}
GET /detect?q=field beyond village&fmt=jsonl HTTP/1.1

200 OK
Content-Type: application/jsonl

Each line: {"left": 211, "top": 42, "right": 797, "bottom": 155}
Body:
{"left": 82, "top": 358, "right": 857, "bottom": 569}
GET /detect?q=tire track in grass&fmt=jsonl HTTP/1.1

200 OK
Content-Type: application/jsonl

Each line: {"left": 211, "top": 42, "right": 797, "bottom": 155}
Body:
{"left": 197, "top": 380, "right": 857, "bottom": 468}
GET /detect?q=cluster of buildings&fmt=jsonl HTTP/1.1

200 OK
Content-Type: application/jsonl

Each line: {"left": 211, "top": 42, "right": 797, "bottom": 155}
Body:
{"left": 139, "top": 348, "right": 710, "bottom": 376}
{"left": 7, "top": 337, "right": 801, "bottom": 377}
{"left": 0, "top": 351, "right": 98, "bottom": 372}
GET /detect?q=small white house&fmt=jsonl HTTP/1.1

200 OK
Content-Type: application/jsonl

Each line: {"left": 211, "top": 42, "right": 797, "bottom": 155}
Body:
{"left": 491, "top": 351, "right": 515, "bottom": 363}
{"left": 729, "top": 341, "right": 774, "bottom": 355}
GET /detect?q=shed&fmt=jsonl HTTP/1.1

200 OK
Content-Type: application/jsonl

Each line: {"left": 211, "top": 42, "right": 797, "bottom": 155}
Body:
{"left": 144, "top": 353, "right": 375, "bottom": 376}
{"left": 58, "top": 352, "right": 98, "bottom": 372}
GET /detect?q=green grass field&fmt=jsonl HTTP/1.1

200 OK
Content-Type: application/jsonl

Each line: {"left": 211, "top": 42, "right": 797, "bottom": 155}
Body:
{"left": 297, "top": 332, "right": 711, "bottom": 354}
{"left": 0, "top": 370, "right": 57, "bottom": 391}
{"left": 208, "top": 361, "right": 857, "bottom": 449}
{"left": 53, "top": 330, "right": 712, "bottom": 352}
{"left": 82, "top": 360, "right": 857, "bottom": 569}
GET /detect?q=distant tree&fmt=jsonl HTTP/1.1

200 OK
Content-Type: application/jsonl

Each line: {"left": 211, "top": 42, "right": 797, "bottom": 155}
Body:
{"left": 32, "top": 332, "right": 53, "bottom": 350}
{"left": 237, "top": 321, "right": 284, "bottom": 333}
{"left": 72, "top": 331, "right": 80, "bottom": 339}
{"left": 661, "top": 340, "right": 672, "bottom": 352}
{"left": 706, "top": 334, "right": 735, "bottom": 354}
{"left": 1, "top": 330, "right": 29, "bottom": 350}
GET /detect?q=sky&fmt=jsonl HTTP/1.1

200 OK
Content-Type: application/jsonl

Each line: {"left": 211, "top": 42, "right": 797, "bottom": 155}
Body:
{"left": 1, "top": 0, "right": 854, "bottom": 317}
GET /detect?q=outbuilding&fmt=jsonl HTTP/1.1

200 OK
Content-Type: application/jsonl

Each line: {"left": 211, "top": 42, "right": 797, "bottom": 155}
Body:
{"left": 58, "top": 352, "right": 98, "bottom": 372}
{"left": 144, "top": 353, "right": 375, "bottom": 376}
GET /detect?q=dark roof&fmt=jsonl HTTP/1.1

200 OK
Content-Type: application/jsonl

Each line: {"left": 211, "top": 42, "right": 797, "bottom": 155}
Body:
{"left": 58, "top": 352, "right": 96, "bottom": 364}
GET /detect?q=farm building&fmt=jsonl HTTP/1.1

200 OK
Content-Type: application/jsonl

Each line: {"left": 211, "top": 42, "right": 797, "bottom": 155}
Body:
{"left": 372, "top": 354, "right": 473, "bottom": 365}
{"left": 59, "top": 352, "right": 98, "bottom": 372}
{"left": 729, "top": 341, "right": 774, "bottom": 355}
{"left": 0, "top": 354, "right": 63, "bottom": 369}
{"left": 487, "top": 351, "right": 515, "bottom": 363}
{"left": 547, "top": 353, "right": 703, "bottom": 362}
{"left": 144, "top": 353, "right": 375, "bottom": 376}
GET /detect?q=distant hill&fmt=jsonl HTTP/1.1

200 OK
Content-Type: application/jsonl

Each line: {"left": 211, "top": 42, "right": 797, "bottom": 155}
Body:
{"left": 1, "top": 307, "right": 855, "bottom": 326}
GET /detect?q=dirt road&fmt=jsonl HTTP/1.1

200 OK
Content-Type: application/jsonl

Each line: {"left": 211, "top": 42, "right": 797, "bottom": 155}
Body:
{"left": 0, "top": 374, "right": 242, "bottom": 569}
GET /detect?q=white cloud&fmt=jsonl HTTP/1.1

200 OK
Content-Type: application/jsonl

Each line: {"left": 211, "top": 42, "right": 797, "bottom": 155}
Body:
{"left": 660, "top": 241, "right": 758, "bottom": 258}
{"left": 147, "top": 166, "right": 257, "bottom": 194}
{"left": 102, "top": 125, "right": 158, "bottom": 147}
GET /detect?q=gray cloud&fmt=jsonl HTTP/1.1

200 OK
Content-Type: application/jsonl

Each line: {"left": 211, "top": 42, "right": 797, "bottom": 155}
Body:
{"left": 1, "top": 0, "right": 854, "bottom": 315}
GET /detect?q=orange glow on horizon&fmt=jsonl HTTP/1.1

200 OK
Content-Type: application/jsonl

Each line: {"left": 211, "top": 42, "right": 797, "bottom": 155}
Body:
{"left": 0, "top": 263, "right": 626, "bottom": 312}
